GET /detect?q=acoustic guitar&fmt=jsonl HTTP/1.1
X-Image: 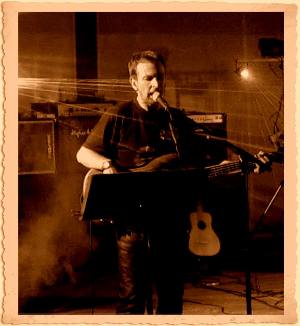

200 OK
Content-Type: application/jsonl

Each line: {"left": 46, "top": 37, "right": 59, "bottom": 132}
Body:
{"left": 189, "top": 204, "right": 221, "bottom": 256}
{"left": 187, "top": 155, "right": 274, "bottom": 256}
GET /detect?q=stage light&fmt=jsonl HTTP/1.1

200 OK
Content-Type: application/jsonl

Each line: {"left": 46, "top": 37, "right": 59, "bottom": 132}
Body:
{"left": 235, "top": 56, "right": 283, "bottom": 81}
{"left": 235, "top": 59, "right": 250, "bottom": 80}
{"left": 240, "top": 67, "right": 249, "bottom": 79}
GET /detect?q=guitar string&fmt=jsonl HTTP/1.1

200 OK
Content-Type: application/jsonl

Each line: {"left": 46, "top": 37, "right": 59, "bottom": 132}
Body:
{"left": 205, "top": 161, "right": 256, "bottom": 178}
{"left": 205, "top": 162, "right": 241, "bottom": 175}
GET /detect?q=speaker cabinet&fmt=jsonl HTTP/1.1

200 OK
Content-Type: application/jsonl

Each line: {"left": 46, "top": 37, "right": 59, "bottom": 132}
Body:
{"left": 188, "top": 112, "right": 227, "bottom": 165}
{"left": 18, "top": 120, "right": 55, "bottom": 175}
{"left": 204, "top": 173, "right": 248, "bottom": 255}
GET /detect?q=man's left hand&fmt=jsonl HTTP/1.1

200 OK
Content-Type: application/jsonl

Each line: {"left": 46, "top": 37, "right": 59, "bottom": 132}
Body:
{"left": 254, "top": 151, "right": 272, "bottom": 174}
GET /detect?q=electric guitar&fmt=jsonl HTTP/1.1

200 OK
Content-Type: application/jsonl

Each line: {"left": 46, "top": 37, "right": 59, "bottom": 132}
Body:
{"left": 80, "top": 152, "right": 273, "bottom": 225}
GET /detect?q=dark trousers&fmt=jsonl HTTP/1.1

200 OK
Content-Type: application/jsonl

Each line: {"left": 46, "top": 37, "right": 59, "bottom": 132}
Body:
{"left": 115, "top": 208, "right": 187, "bottom": 314}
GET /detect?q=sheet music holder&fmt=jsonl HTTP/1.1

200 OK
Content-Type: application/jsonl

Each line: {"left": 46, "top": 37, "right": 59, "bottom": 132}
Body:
{"left": 80, "top": 168, "right": 206, "bottom": 221}
{"left": 80, "top": 167, "right": 206, "bottom": 315}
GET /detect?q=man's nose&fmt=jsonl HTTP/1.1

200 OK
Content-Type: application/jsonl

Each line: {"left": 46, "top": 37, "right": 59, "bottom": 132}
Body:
{"left": 151, "top": 77, "right": 159, "bottom": 88}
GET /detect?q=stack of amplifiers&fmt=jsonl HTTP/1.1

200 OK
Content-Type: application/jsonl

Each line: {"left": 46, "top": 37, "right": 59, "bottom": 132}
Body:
{"left": 187, "top": 112, "right": 227, "bottom": 165}
{"left": 19, "top": 102, "right": 116, "bottom": 175}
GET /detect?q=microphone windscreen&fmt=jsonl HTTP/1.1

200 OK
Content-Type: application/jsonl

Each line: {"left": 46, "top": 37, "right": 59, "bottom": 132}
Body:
{"left": 152, "top": 91, "right": 160, "bottom": 102}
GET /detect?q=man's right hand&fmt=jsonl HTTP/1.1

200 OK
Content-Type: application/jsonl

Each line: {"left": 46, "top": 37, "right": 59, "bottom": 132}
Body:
{"left": 103, "top": 166, "right": 117, "bottom": 174}
{"left": 101, "top": 160, "right": 117, "bottom": 174}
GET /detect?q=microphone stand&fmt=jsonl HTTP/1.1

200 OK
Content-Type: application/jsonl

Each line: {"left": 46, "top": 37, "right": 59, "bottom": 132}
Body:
{"left": 166, "top": 109, "right": 182, "bottom": 160}
{"left": 194, "top": 131, "right": 263, "bottom": 165}
{"left": 155, "top": 95, "right": 182, "bottom": 160}
{"left": 243, "top": 171, "right": 252, "bottom": 314}
{"left": 194, "top": 131, "right": 270, "bottom": 315}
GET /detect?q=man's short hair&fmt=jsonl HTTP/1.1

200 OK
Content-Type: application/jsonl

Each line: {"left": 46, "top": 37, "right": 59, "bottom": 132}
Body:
{"left": 128, "top": 50, "right": 166, "bottom": 78}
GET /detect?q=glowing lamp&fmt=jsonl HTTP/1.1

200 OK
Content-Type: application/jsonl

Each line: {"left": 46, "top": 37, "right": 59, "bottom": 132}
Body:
{"left": 240, "top": 67, "right": 249, "bottom": 79}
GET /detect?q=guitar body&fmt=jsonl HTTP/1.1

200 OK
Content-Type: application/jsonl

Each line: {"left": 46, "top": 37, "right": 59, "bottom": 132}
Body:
{"left": 189, "top": 209, "right": 221, "bottom": 256}
{"left": 80, "top": 168, "right": 103, "bottom": 220}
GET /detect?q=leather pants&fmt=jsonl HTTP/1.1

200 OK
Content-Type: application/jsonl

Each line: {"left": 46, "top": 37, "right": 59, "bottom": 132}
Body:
{"left": 115, "top": 208, "right": 187, "bottom": 314}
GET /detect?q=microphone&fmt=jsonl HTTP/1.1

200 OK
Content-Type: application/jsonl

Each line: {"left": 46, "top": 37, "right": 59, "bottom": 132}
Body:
{"left": 152, "top": 91, "right": 169, "bottom": 110}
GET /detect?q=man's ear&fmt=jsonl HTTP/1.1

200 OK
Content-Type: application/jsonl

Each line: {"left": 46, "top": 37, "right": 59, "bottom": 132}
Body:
{"left": 129, "top": 76, "right": 138, "bottom": 92}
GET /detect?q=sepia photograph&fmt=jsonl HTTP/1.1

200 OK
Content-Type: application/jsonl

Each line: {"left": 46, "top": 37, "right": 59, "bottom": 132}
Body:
{"left": 2, "top": 2, "right": 297, "bottom": 324}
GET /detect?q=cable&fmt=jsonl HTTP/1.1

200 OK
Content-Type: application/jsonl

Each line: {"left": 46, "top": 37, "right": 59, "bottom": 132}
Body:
{"left": 192, "top": 283, "right": 284, "bottom": 311}
{"left": 183, "top": 299, "right": 228, "bottom": 314}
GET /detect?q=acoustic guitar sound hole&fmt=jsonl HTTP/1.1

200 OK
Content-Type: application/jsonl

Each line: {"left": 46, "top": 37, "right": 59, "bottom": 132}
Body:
{"left": 197, "top": 220, "right": 206, "bottom": 230}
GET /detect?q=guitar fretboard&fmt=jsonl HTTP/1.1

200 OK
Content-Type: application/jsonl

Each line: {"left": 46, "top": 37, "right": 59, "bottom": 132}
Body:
{"left": 205, "top": 160, "right": 256, "bottom": 178}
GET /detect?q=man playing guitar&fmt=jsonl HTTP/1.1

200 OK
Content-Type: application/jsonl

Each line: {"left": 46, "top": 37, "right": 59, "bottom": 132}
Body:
{"left": 76, "top": 50, "right": 271, "bottom": 315}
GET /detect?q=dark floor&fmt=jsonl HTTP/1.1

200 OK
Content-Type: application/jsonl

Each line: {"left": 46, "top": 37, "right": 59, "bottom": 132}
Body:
{"left": 19, "top": 253, "right": 284, "bottom": 315}
{"left": 19, "top": 204, "right": 284, "bottom": 316}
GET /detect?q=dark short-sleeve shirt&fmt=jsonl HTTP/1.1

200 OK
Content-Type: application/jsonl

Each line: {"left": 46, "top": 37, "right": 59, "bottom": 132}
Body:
{"left": 83, "top": 99, "right": 198, "bottom": 170}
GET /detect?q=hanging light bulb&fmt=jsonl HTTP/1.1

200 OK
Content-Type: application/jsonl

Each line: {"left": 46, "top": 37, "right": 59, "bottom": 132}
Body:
{"left": 240, "top": 66, "right": 249, "bottom": 79}
{"left": 235, "top": 59, "right": 251, "bottom": 80}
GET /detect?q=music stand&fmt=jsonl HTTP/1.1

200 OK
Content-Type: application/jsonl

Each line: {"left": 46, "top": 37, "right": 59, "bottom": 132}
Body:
{"left": 80, "top": 168, "right": 205, "bottom": 314}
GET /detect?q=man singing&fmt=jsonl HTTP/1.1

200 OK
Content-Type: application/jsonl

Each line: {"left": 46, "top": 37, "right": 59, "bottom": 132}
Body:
{"left": 77, "top": 50, "right": 211, "bottom": 314}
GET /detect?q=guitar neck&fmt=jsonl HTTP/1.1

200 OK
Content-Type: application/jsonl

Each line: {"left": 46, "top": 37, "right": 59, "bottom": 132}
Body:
{"left": 129, "top": 154, "right": 258, "bottom": 179}
{"left": 205, "top": 160, "right": 256, "bottom": 178}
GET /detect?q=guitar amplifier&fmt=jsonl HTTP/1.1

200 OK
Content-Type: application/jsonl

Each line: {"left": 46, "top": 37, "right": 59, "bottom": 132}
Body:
{"left": 188, "top": 112, "right": 227, "bottom": 137}
{"left": 187, "top": 112, "right": 227, "bottom": 165}
{"left": 18, "top": 120, "right": 56, "bottom": 174}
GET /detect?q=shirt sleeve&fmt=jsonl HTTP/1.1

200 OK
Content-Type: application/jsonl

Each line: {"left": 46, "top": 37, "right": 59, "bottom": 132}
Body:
{"left": 82, "top": 108, "right": 117, "bottom": 155}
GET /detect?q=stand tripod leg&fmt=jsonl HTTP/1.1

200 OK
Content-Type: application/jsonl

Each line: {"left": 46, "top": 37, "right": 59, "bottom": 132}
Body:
{"left": 245, "top": 246, "right": 252, "bottom": 314}
{"left": 146, "top": 236, "right": 153, "bottom": 314}
{"left": 146, "top": 284, "right": 153, "bottom": 314}
{"left": 251, "top": 180, "right": 283, "bottom": 237}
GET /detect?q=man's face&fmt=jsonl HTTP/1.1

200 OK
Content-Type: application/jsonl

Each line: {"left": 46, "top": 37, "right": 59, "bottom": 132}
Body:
{"left": 130, "top": 60, "right": 166, "bottom": 109}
